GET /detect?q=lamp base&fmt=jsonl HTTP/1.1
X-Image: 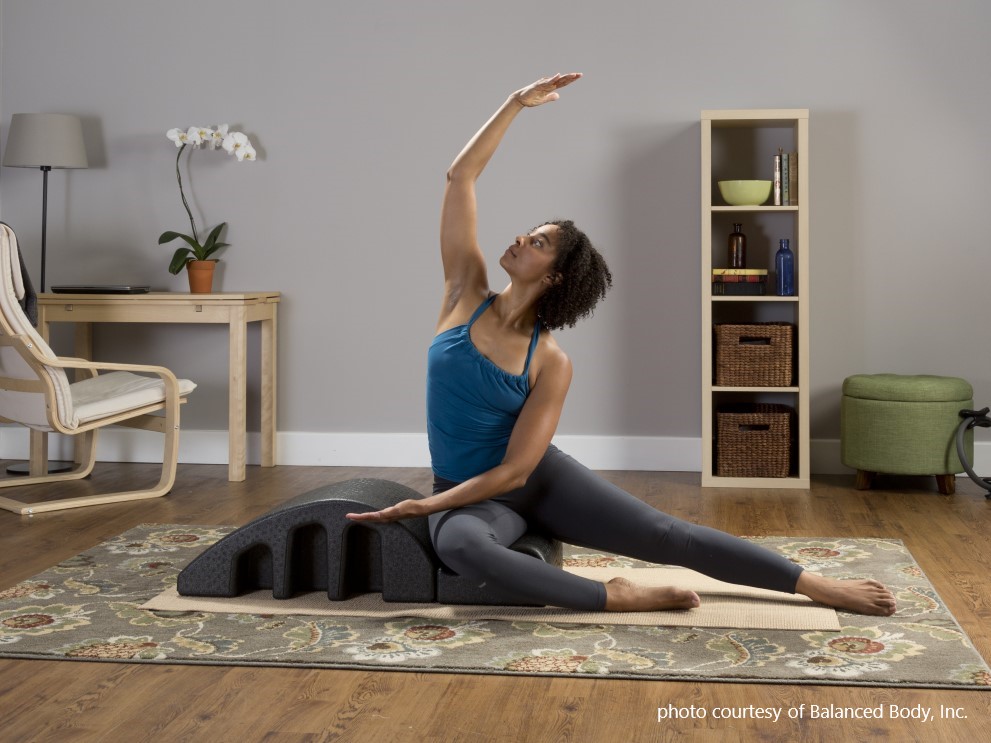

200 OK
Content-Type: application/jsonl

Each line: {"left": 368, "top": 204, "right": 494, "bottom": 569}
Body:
{"left": 6, "top": 461, "right": 76, "bottom": 476}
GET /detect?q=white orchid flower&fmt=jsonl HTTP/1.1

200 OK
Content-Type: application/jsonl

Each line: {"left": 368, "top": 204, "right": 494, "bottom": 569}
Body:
{"left": 222, "top": 131, "right": 254, "bottom": 161}
{"left": 208, "top": 124, "right": 229, "bottom": 150}
{"left": 192, "top": 127, "right": 214, "bottom": 146}
{"left": 185, "top": 126, "right": 204, "bottom": 147}
{"left": 166, "top": 128, "right": 187, "bottom": 147}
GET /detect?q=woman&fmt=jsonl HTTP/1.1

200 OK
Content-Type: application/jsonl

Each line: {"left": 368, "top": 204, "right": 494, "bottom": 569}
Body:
{"left": 349, "top": 74, "right": 896, "bottom": 617}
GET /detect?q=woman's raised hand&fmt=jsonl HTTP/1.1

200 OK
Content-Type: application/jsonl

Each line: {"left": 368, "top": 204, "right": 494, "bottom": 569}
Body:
{"left": 514, "top": 73, "right": 582, "bottom": 107}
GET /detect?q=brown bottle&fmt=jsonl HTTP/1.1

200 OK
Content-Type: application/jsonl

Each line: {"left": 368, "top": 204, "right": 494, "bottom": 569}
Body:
{"left": 728, "top": 223, "right": 747, "bottom": 268}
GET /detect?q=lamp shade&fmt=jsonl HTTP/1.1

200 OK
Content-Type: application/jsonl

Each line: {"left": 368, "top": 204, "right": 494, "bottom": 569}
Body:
{"left": 3, "top": 113, "right": 88, "bottom": 169}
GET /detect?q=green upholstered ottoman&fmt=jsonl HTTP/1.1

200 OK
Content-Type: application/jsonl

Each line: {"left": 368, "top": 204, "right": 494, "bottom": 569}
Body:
{"left": 841, "top": 374, "right": 974, "bottom": 494}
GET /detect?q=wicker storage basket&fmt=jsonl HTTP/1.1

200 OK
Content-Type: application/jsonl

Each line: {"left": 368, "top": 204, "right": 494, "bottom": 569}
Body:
{"left": 716, "top": 403, "right": 793, "bottom": 478}
{"left": 714, "top": 323, "right": 794, "bottom": 387}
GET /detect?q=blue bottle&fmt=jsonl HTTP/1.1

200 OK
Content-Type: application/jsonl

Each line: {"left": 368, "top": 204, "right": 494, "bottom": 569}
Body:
{"left": 775, "top": 239, "right": 794, "bottom": 296}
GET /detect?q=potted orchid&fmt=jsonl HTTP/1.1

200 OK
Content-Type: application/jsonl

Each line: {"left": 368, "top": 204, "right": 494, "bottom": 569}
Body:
{"left": 160, "top": 124, "right": 256, "bottom": 292}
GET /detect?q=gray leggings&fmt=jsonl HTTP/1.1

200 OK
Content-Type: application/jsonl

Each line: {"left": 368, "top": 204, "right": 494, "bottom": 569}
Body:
{"left": 428, "top": 446, "right": 805, "bottom": 610}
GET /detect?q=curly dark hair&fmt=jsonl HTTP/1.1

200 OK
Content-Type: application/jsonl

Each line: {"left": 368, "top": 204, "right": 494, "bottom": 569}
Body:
{"left": 535, "top": 220, "right": 612, "bottom": 330}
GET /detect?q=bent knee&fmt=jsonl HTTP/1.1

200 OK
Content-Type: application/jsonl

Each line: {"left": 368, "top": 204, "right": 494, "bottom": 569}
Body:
{"left": 432, "top": 531, "right": 495, "bottom": 578}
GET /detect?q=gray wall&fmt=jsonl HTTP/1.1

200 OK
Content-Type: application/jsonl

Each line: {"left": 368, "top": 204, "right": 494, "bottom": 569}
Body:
{"left": 1, "top": 1, "right": 988, "bottom": 463}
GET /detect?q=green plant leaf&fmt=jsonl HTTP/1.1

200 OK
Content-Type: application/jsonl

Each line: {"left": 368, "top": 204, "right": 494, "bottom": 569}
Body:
{"left": 169, "top": 247, "right": 194, "bottom": 274}
{"left": 199, "top": 222, "right": 231, "bottom": 260}
{"left": 160, "top": 230, "right": 203, "bottom": 253}
{"left": 201, "top": 242, "right": 231, "bottom": 260}
{"left": 202, "top": 222, "right": 227, "bottom": 250}
{"left": 160, "top": 230, "right": 189, "bottom": 245}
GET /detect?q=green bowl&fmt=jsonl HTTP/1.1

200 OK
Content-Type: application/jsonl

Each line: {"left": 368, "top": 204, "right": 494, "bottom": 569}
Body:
{"left": 717, "top": 180, "right": 772, "bottom": 206}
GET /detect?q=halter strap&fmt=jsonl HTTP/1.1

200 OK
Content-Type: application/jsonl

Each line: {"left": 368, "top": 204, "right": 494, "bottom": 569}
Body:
{"left": 466, "top": 294, "right": 497, "bottom": 327}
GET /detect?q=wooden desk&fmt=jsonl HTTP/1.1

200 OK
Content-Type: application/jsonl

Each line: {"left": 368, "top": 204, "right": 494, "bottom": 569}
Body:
{"left": 37, "top": 291, "right": 280, "bottom": 482}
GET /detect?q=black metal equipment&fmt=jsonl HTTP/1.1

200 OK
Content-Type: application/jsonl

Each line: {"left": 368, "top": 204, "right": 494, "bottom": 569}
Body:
{"left": 957, "top": 407, "right": 991, "bottom": 498}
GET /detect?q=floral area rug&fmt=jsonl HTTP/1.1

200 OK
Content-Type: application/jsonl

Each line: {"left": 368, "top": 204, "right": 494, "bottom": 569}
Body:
{"left": 1, "top": 524, "right": 989, "bottom": 689}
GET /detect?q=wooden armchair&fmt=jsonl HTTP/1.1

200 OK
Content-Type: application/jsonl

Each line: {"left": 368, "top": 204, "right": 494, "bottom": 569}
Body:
{"left": 0, "top": 224, "right": 196, "bottom": 514}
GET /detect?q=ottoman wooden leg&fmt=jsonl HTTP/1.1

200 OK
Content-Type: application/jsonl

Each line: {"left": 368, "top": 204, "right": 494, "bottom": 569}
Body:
{"left": 855, "top": 470, "right": 875, "bottom": 490}
{"left": 936, "top": 474, "right": 955, "bottom": 496}
{"left": 854, "top": 470, "right": 877, "bottom": 490}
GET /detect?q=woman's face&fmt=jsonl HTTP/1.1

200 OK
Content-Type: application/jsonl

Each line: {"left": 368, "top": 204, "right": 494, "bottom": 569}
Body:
{"left": 500, "top": 224, "right": 561, "bottom": 287}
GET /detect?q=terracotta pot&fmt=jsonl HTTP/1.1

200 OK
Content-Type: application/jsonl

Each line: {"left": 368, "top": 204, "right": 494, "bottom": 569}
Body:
{"left": 187, "top": 260, "right": 217, "bottom": 293}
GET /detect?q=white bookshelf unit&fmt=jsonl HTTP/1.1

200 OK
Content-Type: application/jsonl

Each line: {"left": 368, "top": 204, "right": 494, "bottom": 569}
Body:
{"left": 701, "top": 109, "right": 810, "bottom": 488}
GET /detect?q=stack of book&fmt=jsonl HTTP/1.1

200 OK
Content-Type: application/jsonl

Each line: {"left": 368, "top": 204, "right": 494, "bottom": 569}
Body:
{"left": 712, "top": 268, "right": 768, "bottom": 295}
{"left": 773, "top": 149, "right": 798, "bottom": 206}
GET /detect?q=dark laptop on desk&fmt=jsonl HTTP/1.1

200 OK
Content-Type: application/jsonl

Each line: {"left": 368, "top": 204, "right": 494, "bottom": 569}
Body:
{"left": 50, "top": 285, "right": 151, "bottom": 294}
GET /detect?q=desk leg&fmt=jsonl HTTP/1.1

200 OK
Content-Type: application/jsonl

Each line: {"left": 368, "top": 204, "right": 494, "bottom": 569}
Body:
{"left": 229, "top": 307, "right": 248, "bottom": 482}
{"left": 74, "top": 322, "right": 95, "bottom": 364}
{"left": 260, "top": 305, "right": 277, "bottom": 467}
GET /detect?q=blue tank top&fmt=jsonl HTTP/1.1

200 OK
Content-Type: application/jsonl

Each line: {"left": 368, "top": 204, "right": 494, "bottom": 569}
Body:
{"left": 427, "top": 294, "right": 541, "bottom": 482}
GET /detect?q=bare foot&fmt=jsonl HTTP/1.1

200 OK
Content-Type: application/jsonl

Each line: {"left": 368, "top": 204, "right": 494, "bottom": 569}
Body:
{"left": 604, "top": 577, "right": 700, "bottom": 612}
{"left": 796, "top": 572, "right": 897, "bottom": 616}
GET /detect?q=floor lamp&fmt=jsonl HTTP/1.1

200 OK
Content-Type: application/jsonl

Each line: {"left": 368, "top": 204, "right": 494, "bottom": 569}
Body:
{"left": 3, "top": 113, "right": 89, "bottom": 474}
{"left": 2, "top": 113, "right": 89, "bottom": 291}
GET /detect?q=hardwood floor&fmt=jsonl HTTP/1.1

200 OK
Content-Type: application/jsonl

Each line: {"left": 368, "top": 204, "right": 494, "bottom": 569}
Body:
{"left": 2, "top": 461, "right": 990, "bottom": 742}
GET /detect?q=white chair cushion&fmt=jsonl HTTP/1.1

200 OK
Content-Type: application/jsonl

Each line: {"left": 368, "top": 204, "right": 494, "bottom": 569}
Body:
{"left": 71, "top": 371, "right": 196, "bottom": 425}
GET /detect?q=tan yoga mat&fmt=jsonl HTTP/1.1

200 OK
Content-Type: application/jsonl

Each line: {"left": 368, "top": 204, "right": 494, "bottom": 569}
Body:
{"left": 143, "top": 566, "right": 839, "bottom": 631}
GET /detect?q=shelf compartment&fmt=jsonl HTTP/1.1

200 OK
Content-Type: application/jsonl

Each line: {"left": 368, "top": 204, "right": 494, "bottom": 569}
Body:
{"left": 709, "top": 210, "right": 798, "bottom": 281}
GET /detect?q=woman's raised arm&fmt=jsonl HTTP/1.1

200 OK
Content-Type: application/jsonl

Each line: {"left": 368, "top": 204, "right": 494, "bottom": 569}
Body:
{"left": 438, "top": 73, "right": 582, "bottom": 325}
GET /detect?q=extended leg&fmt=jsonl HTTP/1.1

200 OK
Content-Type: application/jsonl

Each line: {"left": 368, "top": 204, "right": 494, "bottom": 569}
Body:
{"left": 504, "top": 448, "right": 804, "bottom": 594}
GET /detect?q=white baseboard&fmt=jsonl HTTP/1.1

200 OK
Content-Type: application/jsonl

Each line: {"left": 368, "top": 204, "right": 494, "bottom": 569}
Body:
{"left": 1, "top": 426, "right": 988, "bottom": 476}
{"left": 0, "top": 429, "right": 700, "bottom": 471}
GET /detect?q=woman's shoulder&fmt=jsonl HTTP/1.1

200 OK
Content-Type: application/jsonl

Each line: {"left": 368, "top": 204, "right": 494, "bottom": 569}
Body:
{"left": 531, "top": 329, "right": 572, "bottom": 385}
